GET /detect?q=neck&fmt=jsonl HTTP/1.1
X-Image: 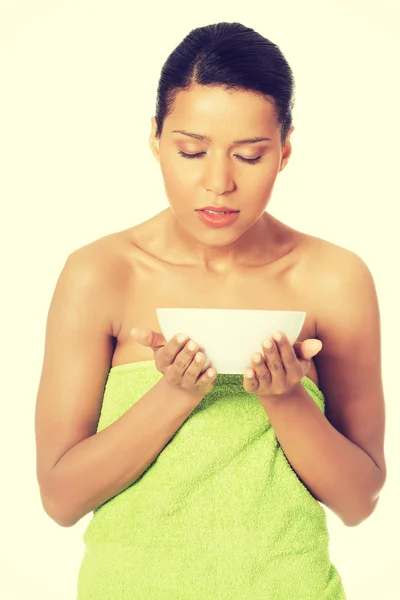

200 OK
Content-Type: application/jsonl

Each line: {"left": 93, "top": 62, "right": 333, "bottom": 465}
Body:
{"left": 163, "top": 208, "right": 280, "bottom": 273}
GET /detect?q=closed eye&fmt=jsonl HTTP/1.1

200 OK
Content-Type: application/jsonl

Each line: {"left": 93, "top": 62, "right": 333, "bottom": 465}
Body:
{"left": 178, "top": 150, "right": 262, "bottom": 165}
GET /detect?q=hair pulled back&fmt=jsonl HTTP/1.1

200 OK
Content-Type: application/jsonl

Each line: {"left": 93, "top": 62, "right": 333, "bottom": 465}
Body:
{"left": 154, "top": 22, "right": 296, "bottom": 147}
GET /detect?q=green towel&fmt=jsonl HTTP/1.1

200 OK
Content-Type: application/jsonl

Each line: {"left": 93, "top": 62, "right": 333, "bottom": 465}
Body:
{"left": 77, "top": 360, "right": 346, "bottom": 599}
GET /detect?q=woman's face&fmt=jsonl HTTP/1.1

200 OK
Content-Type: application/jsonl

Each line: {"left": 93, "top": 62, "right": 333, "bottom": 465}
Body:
{"left": 149, "top": 84, "right": 293, "bottom": 248}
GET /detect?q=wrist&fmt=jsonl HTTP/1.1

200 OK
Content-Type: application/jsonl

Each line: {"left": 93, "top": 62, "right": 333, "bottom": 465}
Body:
{"left": 160, "top": 376, "right": 205, "bottom": 407}
{"left": 257, "top": 380, "right": 305, "bottom": 404}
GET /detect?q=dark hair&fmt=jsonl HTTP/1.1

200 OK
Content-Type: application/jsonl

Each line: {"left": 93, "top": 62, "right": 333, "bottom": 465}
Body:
{"left": 154, "top": 22, "right": 295, "bottom": 147}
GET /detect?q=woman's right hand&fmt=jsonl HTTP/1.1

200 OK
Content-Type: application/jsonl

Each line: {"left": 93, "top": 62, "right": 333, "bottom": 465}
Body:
{"left": 130, "top": 327, "right": 218, "bottom": 397}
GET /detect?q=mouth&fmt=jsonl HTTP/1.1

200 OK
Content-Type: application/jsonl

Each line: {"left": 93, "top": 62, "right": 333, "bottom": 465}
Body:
{"left": 195, "top": 208, "right": 241, "bottom": 228}
{"left": 195, "top": 206, "right": 240, "bottom": 214}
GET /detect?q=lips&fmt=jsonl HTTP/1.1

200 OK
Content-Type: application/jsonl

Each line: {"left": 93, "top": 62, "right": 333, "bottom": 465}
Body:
{"left": 196, "top": 205, "right": 239, "bottom": 213}
{"left": 196, "top": 209, "right": 240, "bottom": 228}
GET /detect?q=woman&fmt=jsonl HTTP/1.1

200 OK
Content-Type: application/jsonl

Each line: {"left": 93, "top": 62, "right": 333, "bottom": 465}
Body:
{"left": 35, "top": 22, "right": 386, "bottom": 599}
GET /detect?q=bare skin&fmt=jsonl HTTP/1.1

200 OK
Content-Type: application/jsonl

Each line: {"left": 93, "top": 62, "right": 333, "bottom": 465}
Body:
{"left": 35, "top": 83, "right": 386, "bottom": 527}
{"left": 108, "top": 209, "right": 322, "bottom": 389}
{"left": 111, "top": 84, "right": 325, "bottom": 384}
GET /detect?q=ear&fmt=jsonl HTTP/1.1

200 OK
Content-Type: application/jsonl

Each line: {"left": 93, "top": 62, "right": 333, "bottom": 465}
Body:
{"left": 149, "top": 116, "right": 160, "bottom": 162}
{"left": 279, "top": 125, "right": 295, "bottom": 173}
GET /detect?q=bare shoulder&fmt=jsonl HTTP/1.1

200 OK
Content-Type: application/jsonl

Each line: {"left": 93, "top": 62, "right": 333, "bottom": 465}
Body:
{"left": 70, "top": 229, "right": 133, "bottom": 287}
{"left": 65, "top": 229, "right": 135, "bottom": 337}
{"left": 291, "top": 229, "right": 377, "bottom": 333}
{"left": 69, "top": 229, "right": 130, "bottom": 275}
{"left": 297, "top": 230, "right": 370, "bottom": 284}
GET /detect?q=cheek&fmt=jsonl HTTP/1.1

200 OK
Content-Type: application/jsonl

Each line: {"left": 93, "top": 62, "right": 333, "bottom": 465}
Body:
{"left": 243, "top": 169, "right": 276, "bottom": 199}
{"left": 159, "top": 160, "right": 197, "bottom": 211}
{"left": 160, "top": 156, "right": 195, "bottom": 189}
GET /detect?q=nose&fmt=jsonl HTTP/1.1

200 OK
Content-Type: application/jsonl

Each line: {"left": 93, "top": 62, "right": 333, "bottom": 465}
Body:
{"left": 202, "top": 152, "right": 235, "bottom": 195}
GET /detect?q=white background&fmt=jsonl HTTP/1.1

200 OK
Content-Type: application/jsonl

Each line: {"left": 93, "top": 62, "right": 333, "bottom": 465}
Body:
{"left": 1, "top": 1, "right": 399, "bottom": 598}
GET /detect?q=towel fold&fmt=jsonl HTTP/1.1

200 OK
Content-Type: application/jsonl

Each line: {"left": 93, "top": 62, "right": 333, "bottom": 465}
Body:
{"left": 77, "top": 360, "right": 346, "bottom": 599}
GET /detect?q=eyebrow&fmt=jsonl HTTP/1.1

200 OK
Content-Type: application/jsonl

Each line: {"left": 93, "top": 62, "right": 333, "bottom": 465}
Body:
{"left": 171, "top": 130, "right": 272, "bottom": 145}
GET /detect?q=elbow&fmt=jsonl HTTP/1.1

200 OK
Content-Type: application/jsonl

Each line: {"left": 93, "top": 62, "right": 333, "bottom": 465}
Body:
{"left": 344, "top": 467, "right": 387, "bottom": 528}
{"left": 343, "top": 515, "right": 366, "bottom": 528}
{"left": 52, "top": 511, "right": 79, "bottom": 528}
{"left": 39, "top": 487, "right": 79, "bottom": 528}
{"left": 47, "top": 503, "right": 80, "bottom": 528}
{"left": 343, "top": 494, "right": 383, "bottom": 528}
{"left": 51, "top": 514, "right": 76, "bottom": 528}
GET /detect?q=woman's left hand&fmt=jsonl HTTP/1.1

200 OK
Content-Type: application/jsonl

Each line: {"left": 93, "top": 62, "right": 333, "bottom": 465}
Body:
{"left": 242, "top": 331, "right": 323, "bottom": 397}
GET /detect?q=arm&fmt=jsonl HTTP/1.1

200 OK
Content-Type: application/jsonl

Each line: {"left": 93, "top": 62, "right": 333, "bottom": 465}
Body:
{"left": 35, "top": 250, "right": 202, "bottom": 528}
{"left": 258, "top": 250, "right": 386, "bottom": 527}
{"left": 44, "top": 378, "right": 201, "bottom": 528}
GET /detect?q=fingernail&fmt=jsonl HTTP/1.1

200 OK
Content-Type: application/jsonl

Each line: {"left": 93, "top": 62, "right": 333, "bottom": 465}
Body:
{"left": 130, "top": 328, "right": 137, "bottom": 336}
{"left": 177, "top": 334, "right": 188, "bottom": 343}
{"left": 263, "top": 338, "right": 273, "bottom": 349}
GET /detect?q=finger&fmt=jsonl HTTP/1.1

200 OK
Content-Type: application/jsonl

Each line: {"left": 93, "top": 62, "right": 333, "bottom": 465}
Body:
{"left": 182, "top": 351, "right": 213, "bottom": 386}
{"left": 243, "top": 366, "right": 259, "bottom": 393}
{"left": 261, "top": 335, "right": 285, "bottom": 381}
{"left": 131, "top": 327, "right": 167, "bottom": 349}
{"left": 159, "top": 333, "right": 189, "bottom": 366}
{"left": 173, "top": 339, "right": 199, "bottom": 372}
{"left": 302, "top": 339, "right": 323, "bottom": 358}
{"left": 272, "top": 331, "right": 302, "bottom": 378}
{"left": 251, "top": 353, "right": 271, "bottom": 386}
{"left": 293, "top": 339, "right": 323, "bottom": 360}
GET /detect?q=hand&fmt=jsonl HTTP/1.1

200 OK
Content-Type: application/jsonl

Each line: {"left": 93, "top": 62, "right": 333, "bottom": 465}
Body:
{"left": 130, "top": 327, "right": 218, "bottom": 398}
{"left": 242, "top": 330, "right": 323, "bottom": 398}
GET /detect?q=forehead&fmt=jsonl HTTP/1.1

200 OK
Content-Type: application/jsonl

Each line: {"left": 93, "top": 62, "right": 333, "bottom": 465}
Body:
{"left": 167, "top": 85, "right": 276, "bottom": 131}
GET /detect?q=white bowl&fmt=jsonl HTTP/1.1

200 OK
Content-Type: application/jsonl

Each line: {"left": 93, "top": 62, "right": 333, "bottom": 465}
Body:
{"left": 156, "top": 308, "right": 306, "bottom": 374}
